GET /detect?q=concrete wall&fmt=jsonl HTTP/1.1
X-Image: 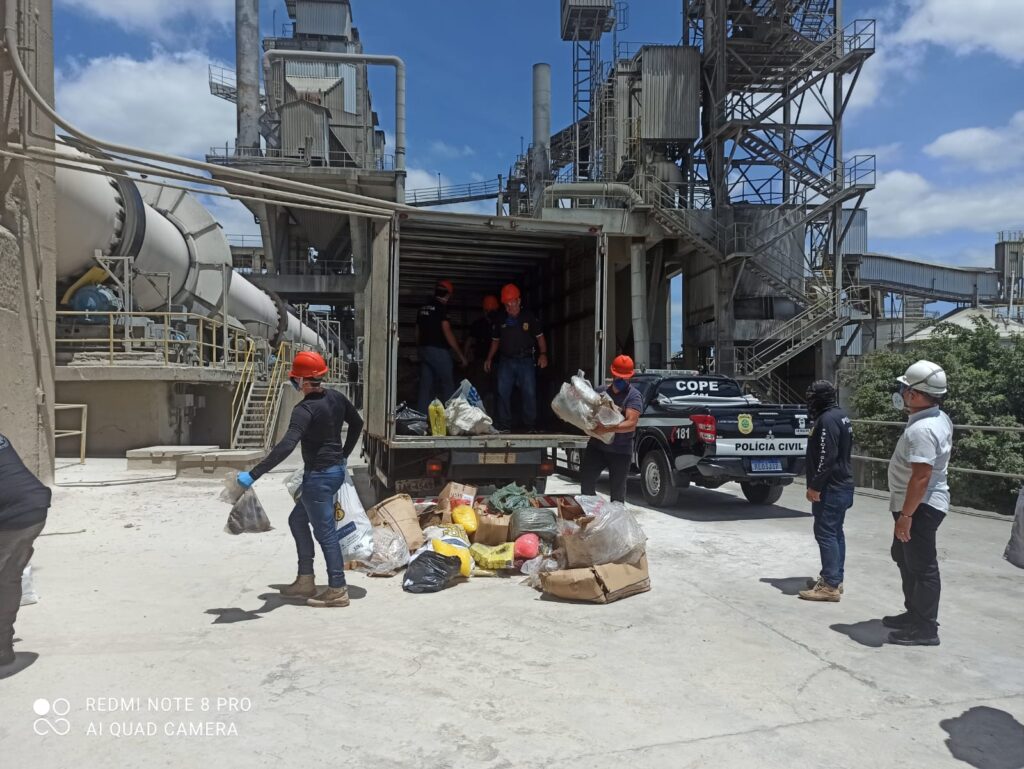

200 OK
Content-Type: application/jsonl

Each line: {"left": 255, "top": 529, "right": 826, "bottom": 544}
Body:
{"left": 54, "top": 381, "right": 236, "bottom": 457}
{"left": 0, "top": 0, "right": 57, "bottom": 481}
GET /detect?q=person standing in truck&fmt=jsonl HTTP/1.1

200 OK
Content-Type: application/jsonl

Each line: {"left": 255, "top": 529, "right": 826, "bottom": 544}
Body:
{"left": 580, "top": 356, "right": 643, "bottom": 504}
{"left": 0, "top": 433, "right": 51, "bottom": 667}
{"left": 416, "top": 279, "right": 468, "bottom": 414}
{"left": 798, "top": 380, "right": 855, "bottom": 603}
{"left": 236, "top": 351, "right": 363, "bottom": 609}
{"left": 884, "top": 360, "right": 952, "bottom": 646}
{"left": 463, "top": 294, "right": 501, "bottom": 415}
{"left": 484, "top": 284, "right": 549, "bottom": 432}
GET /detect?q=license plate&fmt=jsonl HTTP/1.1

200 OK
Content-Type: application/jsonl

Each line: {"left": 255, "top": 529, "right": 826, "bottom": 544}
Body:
{"left": 751, "top": 458, "right": 783, "bottom": 472}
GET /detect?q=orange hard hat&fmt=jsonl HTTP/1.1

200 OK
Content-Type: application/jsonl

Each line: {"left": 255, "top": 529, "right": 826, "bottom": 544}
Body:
{"left": 610, "top": 355, "right": 635, "bottom": 379}
{"left": 500, "top": 284, "right": 521, "bottom": 304}
{"left": 436, "top": 279, "right": 454, "bottom": 296}
{"left": 289, "top": 350, "right": 329, "bottom": 379}
{"left": 482, "top": 295, "right": 500, "bottom": 312}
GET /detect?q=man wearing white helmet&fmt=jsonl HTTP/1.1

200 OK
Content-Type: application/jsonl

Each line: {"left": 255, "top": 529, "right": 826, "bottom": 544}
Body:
{"left": 885, "top": 359, "right": 953, "bottom": 646}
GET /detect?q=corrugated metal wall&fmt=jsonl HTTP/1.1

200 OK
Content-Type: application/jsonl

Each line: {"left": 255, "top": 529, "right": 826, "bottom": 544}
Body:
{"left": 280, "top": 101, "right": 329, "bottom": 158}
{"left": 640, "top": 46, "right": 700, "bottom": 141}
{"left": 857, "top": 254, "right": 1001, "bottom": 301}
{"left": 840, "top": 209, "right": 868, "bottom": 256}
{"left": 295, "top": 0, "right": 351, "bottom": 37}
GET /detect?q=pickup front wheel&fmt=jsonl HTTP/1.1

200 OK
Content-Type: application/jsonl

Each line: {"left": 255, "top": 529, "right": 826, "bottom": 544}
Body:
{"left": 740, "top": 483, "right": 784, "bottom": 506}
{"left": 641, "top": 450, "right": 679, "bottom": 507}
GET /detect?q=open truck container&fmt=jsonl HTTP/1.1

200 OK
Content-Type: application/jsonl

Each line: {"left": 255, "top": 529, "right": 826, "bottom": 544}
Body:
{"left": 363, "top": 210, "right": 606, "bottom": 498}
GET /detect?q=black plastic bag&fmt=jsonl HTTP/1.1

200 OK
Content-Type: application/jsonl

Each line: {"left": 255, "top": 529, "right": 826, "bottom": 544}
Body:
{"left": 402, "top": 551, "right": 462, "bottom": 593}
{"left": 224, "top": 489, "right": 273, "bottom": 535}
{"left": 395, "top": 402, "right": 430, "bottom": 436}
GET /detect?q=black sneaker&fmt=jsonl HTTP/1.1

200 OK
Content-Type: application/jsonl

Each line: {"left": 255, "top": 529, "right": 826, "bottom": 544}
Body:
{"left": 887, "top": 628, "right": 940, "bottom": 646}
{"left": 0, "top": 647, "right": 15, "bottom": 666}
{"left": 882, "top": 612, "right": 913, "bottom": 629}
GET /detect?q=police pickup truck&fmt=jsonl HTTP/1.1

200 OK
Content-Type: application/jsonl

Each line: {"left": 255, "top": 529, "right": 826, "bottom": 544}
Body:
{"left": 571, "top": 371, "right": 809, "bottom": 507}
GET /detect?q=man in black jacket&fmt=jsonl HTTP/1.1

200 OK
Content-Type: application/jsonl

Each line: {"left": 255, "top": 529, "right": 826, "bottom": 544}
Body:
{"left": 0, "top": 433, "right": 51, "bottom": 666}
{"left": 237, "top": 351, "right": 363, "bottom": 609}
{"left": 799, "top": 380, "right": 855, "bottom": 602}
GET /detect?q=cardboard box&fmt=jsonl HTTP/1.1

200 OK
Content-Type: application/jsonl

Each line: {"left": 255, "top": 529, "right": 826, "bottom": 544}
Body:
{"left": 540, "top": 554, "right": 650, "bottom": 604}
{"left": 473, "top": 514, "right": 511, "bottom": 546}
{"left": 555, "top": 495, "right": 586, "bottom": 521}
{"left": 437, "top": 482, "right": 477, "bottom": 523}
{"left": 417, "top": 503, "right": 442, "bottom": 531}
{"left": 367, "top": 494, "right": 425, "bottom": 552}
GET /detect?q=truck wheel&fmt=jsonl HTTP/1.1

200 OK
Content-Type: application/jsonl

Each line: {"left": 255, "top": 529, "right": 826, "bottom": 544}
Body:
{"left": 641, "top": 450, "right": 679, "bottom": 507}
{"left": 740, "top": 483, "right": 784, "bottom": 506}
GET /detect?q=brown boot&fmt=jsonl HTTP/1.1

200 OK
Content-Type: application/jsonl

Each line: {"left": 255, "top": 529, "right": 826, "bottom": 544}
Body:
{"left": 280, "top": 574, "right": 317, "bottom": 598}
{"left": 806, "top": 577, "right": 844, "bottom": 594}
{"left": 307, "top": 587, "right": 350, "bottom": 608}
{"left": 799, "top": 580, "right": 841, "bottom": 602}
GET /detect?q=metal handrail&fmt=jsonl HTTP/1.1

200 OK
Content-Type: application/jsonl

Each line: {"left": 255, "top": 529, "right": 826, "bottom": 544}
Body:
{"left": 261, "top": 342, "right": 292, "bottom": 448}
{"left": 230, "top": 340, "right": 257, "bottom": 448}
{"left": 405, "top": 177, "right": 502, "bottom": 206}
{"left": 54, "top": 404, "right": 88, "bottom": 464}
{"left": 206, "top": 145, "right": 396, "bottom": 171}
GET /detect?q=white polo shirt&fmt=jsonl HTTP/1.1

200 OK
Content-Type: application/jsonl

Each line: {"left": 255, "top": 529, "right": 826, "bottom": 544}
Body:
{"left": 888, "top": 406, "right": 953, "bottom": 513}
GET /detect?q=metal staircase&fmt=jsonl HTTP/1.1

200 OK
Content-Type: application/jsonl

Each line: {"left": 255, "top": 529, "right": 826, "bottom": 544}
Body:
{"left": 405, "top": 177, "right": 502, "bottom": 208}
{"left": 233, "top": 382, "right": 277, "bottom": 449}
{"left": 208, "top": 65, "right": 267, "bottom": 106}
{"left": 230, "top": 342, "right": 290, "bottom": 450}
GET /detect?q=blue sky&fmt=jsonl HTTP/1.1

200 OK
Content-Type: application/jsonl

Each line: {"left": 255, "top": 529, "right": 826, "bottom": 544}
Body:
{"left": 52, "top": 1, "right": 1024, "bottom": 349}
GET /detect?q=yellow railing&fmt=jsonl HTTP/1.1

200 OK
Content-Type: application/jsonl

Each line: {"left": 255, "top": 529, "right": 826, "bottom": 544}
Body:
{"left": 56, "top": 310, "right": 254, "bottom": 368}
{"left": 54, "top": 403, "right": 88, "bottom": 464}
{"left": 261, "top": 341, "right": 292, "bottom": 447}
{"left": 230, "top": 340, "right": 258, "bottom": 448}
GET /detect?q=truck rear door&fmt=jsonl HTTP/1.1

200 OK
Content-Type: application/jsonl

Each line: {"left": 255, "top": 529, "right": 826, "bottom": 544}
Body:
{"left": 364, "top": 218, "right": 398, "bottom": 440}
{"left": 711, "top": 409, "right": 808, "bottom": 474}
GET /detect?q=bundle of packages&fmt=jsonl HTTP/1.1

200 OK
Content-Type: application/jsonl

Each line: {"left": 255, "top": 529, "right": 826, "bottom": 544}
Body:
{"left": 551, "top": 371, "right": 624, "bottom": 444}
{"left": 445, "top": 379, "right": 495, "bottom": 436}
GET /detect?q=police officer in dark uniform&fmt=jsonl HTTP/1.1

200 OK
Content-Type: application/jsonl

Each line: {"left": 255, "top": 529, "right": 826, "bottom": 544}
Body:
{"left": 484, "top": 283, "right": 548, "bottom": 432}
{"left": 416, "top": 279, "right": 467, "bottom": 413}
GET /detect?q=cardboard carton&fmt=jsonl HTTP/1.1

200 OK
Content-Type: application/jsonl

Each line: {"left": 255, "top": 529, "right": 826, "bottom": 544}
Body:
{"left": 540, "top": 554, "right": 650, "bottom": 604}
{"left": 473, "top": 514, "right": 511, "bottom": 546}
{"left": 367, "top": 494, "right": 425, "bottom": 552}
{"left": 437, "top": 482, "right": 477, "bottom": 523}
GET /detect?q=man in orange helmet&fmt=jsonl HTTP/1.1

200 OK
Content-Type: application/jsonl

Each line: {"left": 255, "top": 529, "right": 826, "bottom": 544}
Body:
{"left": 416, "top": 279, "right": 467, "bottom": 413}
{"left": 463, "top": 295, "right": 501, "bottom": 414}
{"left": 237, "top": 350, "right": 363, "bottom": 608}
{"left": 485, "top": 284, "right": 548, "bottom": 432}
{"left": 580, "top": 355, "right": 643, "bottom": 503}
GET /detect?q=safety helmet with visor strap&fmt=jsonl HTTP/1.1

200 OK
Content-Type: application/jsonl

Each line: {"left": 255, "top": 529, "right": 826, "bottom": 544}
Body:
{"left": 892, "top": 359, "right": 946, "bottom": 410}
{"left": 289, "top": 350, "right": 328, "bottom": 390}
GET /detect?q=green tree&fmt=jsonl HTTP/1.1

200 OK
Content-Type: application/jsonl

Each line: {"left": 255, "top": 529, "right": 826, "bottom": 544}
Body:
{"left": 843, "top": 317, "right": 1024, "bottom": 514}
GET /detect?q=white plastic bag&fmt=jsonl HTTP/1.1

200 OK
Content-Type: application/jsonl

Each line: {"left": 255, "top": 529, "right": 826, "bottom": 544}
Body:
{"left": 574, "top": 495, "right": 647, "bottom": 565}
{"left": 335, "top": 474, "right": 374, "bottom": 562}
{"left": 21, "top": 565, "right": 38, "bottom": 606}
{"left": 354, "top": 527, "right": 410, "bottom": 576}
{"left": 551, "top": 371, "right": 624, "bottom": 444}
{"left": 1004, "top": 484, "right": 1024, "bottom": 569}
{"left": 447, "top": 378, "right": 484, "bottom": 410}
{"left": 284, "top": 468, "right": 304, "bottom": 501}
{"left": 446, "top": 397, "right": 495, "bottom": 436}
{"left": 520, "top": 555, "right": 560, "bottom": 589}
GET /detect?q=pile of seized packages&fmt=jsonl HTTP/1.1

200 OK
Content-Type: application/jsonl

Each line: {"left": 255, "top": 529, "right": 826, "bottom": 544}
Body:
{"left": 222, "top": 474, "right": 651, "bottom": 604}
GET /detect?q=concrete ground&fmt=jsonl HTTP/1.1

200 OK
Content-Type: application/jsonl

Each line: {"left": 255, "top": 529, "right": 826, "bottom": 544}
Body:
{"left": 1, "top": 457, "right": 1022, "bottom": 769}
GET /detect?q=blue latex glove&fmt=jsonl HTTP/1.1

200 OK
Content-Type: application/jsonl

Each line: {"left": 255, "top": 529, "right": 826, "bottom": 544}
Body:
{"left": 237, "top": 471, "right": 255, "bottom": 489}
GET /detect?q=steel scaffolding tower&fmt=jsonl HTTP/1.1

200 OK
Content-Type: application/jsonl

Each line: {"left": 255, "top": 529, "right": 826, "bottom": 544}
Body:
{"left": 678, "top": 0, "right": 875, "bottom": 377}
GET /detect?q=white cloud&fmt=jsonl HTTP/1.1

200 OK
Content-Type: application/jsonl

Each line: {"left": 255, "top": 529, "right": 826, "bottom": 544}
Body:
{"left": 847, "top": 142, "right": 903, "bottom": 165}
{"left": 56, "top": 0, "right": 232, "bottom": 34}
{"left": 896, "top": 0, "right": 1024, "bottom": 63}
{"left": 56, "top": 50, "right": 236, "bottom": 159}
{"left": 867, "top": 169, "right": 1024, "bottom": 238}
{"left": 923, "top": 111, "right": 1024, "bottom": 172}
{"left": 202, "top": 196, "right": 262, "bottom": 240}
{"left": 428, "top": 140, "right": 476, "bottom": 159}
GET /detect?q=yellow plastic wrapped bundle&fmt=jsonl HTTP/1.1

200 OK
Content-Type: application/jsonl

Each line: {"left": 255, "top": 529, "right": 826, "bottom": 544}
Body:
{"left": 431, "top": 538, "right": 472, "bottom": 577}
{"left": 451, "top": 504, "right": 478, "bottom": 534}
{"left": 428, "top": 398, "right": 447, "bottom": 436}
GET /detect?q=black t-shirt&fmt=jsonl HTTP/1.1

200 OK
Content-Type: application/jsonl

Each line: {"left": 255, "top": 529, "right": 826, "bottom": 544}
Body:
{"left": 417, "top": 301, "right": 448, "bottom": 348}
{"left": 492, "top": 309, "right": 543, "bottom": 358}
{"left": 0, "top": 434, "right": 51, "bottom": 530}
{"left": 250, "top": 389, "right": 364, "bottom": 479}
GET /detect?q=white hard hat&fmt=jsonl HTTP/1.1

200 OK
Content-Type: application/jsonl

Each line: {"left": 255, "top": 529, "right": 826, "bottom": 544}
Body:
{"left": 897, "top": 359, "right": 947, "bottom": 396}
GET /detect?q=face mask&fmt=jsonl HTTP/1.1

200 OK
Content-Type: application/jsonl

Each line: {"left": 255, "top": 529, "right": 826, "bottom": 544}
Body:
{"left": 613, "top": 378, "right": 628, "bottom": 391}
{"left": 891, "top": 386, "right": 908, "bottom": 412}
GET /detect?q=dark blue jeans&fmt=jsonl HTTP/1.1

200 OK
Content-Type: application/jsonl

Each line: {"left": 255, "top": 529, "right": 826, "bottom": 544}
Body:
{"left": 496, "top": 357, "right": 537, "bottom": 430}
{"left": 417, "top": 345, "right": 455, "bottom": 414}
{"left": 812, "top": 484, "right": 854, "bottom": 587}
{"left": 289, "top": 465, "right": 346, "bottom": 588}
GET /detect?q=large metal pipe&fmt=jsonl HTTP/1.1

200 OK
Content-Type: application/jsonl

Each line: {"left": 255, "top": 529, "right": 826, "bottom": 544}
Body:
{"left": 54, "top": 146, "right": 322, "bottom": 348}
{"left": 263, "top": 49, "right": 406, "bottom": 172}
{"left": 531, "top": 63, "right": 552, "bottom": 211}
{"left": 235, "top": 0, "right": 261, "bottom": 152}
{"left": 631, "top": 240, "right": 650, "bottom": 368}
